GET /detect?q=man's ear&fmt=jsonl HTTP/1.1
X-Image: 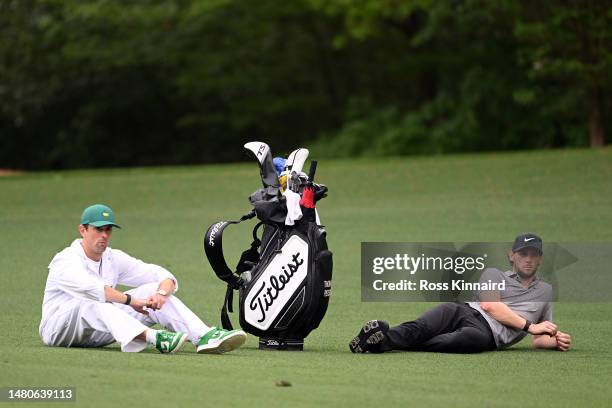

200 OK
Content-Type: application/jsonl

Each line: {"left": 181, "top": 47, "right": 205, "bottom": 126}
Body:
{"left": 507, "top": 250, "right": 515, "bottom": 265}
{"left": 78, "top": 224, "right": 86, "bottom": 238}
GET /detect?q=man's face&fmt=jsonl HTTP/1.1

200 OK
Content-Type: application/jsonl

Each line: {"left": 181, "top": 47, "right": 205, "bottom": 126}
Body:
{"left": 509, "top": 247, "right": 542, "bottom": 278}
{"left": 79, "top": 224, "right": 113, "bottom": 258}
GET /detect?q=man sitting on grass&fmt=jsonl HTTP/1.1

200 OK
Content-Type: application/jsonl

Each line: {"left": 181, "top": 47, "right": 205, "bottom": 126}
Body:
{"left": 39, "top": 204, "right": 247, "bottom": 354}
{"left": 350, "top": 233, "right": 572, "bottom": 353}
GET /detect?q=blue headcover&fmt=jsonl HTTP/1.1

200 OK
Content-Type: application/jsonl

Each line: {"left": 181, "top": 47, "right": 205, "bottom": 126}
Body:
{"left": 273, "top": 157, "right": 286, "bottom": 176}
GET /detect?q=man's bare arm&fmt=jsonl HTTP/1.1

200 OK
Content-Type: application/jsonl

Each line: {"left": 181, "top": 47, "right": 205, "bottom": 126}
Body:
{"left": 532, "top": 331, "right": 571, "bottom": 351}
{"left": 532, "top": 334, "right": 557, "bottom": 349}
{"left": 103, "top": 285, "right": 149, "bottom": 314}
{"left": 104, "top": 285, "right": 130, "bottom": 303}
{"left": 479, "top": 301, "right": 558, "bottom": 335}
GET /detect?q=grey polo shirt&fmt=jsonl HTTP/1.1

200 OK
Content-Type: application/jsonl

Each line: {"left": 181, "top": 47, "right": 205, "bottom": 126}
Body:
{"left": 467, "top": 268, "right": 553, "bottom": 349}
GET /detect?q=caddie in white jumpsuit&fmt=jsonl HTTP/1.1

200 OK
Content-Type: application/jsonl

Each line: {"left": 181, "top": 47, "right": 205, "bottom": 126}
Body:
{"left": 39, "top": 204, "right": 247, "bottom": 354}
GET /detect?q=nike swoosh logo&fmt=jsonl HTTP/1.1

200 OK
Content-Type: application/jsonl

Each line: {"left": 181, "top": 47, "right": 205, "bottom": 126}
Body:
{"left": 524, "top": 237, "right": 535, "bottom": 242}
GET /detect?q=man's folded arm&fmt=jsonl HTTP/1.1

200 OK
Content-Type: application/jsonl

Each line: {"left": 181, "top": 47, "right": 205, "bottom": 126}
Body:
{"left": 480, "top": 301, "right": 558, "bottom": 336}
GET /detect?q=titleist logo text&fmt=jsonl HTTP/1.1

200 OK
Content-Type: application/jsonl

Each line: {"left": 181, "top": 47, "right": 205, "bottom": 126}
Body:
{"left": 249, "top": 252, "right": 304, "bottom": 323}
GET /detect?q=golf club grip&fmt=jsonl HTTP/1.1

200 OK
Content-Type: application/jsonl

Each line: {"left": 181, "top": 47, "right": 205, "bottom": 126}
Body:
{"left": 307, "top": 160, "right": 317, "bottom": 183}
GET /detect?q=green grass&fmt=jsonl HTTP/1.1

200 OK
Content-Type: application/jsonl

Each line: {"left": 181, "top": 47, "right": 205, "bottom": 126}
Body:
{"left": 1, "top": 147, "right": 611, "bottom": 407}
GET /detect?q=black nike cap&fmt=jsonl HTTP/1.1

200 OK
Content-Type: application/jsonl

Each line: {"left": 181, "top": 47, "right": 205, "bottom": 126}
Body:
{"left": 512, "top": 233, "right": 543, "bottom": 254}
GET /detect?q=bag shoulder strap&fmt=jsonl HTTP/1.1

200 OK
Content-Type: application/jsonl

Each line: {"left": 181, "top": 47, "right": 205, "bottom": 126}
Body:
{"left": 204, "top": 210, "right": 261, "bottom": 330}
{"left": 221, "top": 285, "right": 235, "bottom": 330}
{"left": 203, "top": 210, "right": 256, "bottom": 288}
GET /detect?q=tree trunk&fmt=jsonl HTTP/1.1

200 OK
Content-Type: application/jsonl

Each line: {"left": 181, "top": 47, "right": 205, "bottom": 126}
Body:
{"left": 589, "top": 87, "right": 605, "bottom": 147}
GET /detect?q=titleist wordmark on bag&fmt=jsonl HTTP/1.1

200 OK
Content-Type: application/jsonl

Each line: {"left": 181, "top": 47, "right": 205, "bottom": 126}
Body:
{"left": 244, "top": 235, "right": 309, "bottom": 330}
{"left": 204, "top": 142, "right": 332, "bottom": 350}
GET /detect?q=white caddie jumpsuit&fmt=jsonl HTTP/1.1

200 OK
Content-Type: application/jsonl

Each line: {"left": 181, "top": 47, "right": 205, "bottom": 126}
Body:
{"left": 39, "top": 239, "right": 209, "bottom": 352}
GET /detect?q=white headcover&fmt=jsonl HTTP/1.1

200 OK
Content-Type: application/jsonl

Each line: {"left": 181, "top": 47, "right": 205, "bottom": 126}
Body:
{"left": 244, "top": 142, "right": 271, "bottom": 166}
{"left": 285, "top": 148, "right": 309, "bottom": 173}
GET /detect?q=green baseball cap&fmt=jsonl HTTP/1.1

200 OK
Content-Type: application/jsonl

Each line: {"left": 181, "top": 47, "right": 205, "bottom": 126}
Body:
{"left": 80, "top": 204, "right": 121, "bottom": 228}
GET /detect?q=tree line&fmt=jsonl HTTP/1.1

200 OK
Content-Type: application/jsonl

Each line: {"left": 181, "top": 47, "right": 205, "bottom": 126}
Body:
{"left": 1, "top": 0, "right": 610, "bottom": 169}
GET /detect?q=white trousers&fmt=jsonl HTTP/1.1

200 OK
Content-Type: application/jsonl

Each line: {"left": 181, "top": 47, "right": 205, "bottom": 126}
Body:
{"left": 40, "top": 283, "right": 210, "bottom": 352}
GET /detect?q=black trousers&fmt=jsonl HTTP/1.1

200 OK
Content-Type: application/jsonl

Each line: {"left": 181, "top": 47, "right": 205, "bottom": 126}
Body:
{"left": 381, "top": 303, "right": 497, "bottom": 353}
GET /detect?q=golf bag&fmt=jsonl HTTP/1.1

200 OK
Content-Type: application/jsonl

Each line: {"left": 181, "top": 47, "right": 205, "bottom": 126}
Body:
{"left": 204, "top": 144, "right": 332, "bottom": 350}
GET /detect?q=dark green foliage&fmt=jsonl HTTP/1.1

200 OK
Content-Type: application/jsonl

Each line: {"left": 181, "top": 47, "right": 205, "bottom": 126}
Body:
{"left": 311, "top": 0, "right": 611, "bottom": 157}
{"left": 0, "top": 0, "right": 351, "bottom": 168}
{"left": 0, "top": 0, "right": 610, "bottom": 169}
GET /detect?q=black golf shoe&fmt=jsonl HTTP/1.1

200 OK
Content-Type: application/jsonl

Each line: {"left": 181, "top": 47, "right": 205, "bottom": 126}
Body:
{"left": 349, "top": 320, "right": 389, "bottom": 353}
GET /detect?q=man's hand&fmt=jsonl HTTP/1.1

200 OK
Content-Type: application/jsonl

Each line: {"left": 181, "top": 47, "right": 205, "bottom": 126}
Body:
{"left": 528, "top": 320, "right": 557, "bottom": 336}
{"left": 146, "top": 293, "right": 168, "bottom": 310}
{"left": 145, "top": 278, "right": 175, "bottom": 310}
{"left": 555, "top": 331, "right": 571, "bottom": 351}
{"left": 130, "top": 297, "right": 151, "bottom": 316}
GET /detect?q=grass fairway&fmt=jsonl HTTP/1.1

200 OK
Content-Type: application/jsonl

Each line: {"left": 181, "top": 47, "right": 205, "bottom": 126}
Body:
{"left": 1, "top": 147, "right": 611, "bottom": 407}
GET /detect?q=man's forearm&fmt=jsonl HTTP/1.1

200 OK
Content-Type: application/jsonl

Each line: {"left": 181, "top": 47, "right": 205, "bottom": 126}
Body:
{"left": 104, "top": 285, "right": 129, "bottom": 304}
{"left": 480, "top": 301, "right": 558, "bottom": 337}
{"left": 532, "top": 334, "right": 557, "bottom": 349}
{"left": 480, "top": 302, "right": 526, "bottom": 330}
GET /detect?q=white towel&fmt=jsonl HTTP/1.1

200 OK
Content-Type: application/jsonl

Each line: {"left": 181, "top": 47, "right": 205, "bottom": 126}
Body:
{"left": 284, "top": 189, "right": 303, "bottom": 226}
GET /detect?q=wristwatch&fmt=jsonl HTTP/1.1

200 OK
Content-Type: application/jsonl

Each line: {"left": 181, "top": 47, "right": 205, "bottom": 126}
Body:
{"left": 156, "top": 289, "right": 169, "bottom": 297}
{"left": 522, "top": 319, "right": 532, "bottom": 332}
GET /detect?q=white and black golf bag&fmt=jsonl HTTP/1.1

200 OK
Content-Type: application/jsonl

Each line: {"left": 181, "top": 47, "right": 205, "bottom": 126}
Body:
{"left": 204, "top": 143, "right": 332, "bottom": 350}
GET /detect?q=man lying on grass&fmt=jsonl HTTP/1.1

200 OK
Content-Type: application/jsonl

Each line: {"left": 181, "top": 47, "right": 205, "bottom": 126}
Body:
{"left": 350, "top": 233, "right": 572, "bottom": 353}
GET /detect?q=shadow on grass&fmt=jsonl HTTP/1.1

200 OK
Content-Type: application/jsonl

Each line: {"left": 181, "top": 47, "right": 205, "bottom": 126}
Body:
{"left": 30, "top": 341, "right": 577, "bottom": 359}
